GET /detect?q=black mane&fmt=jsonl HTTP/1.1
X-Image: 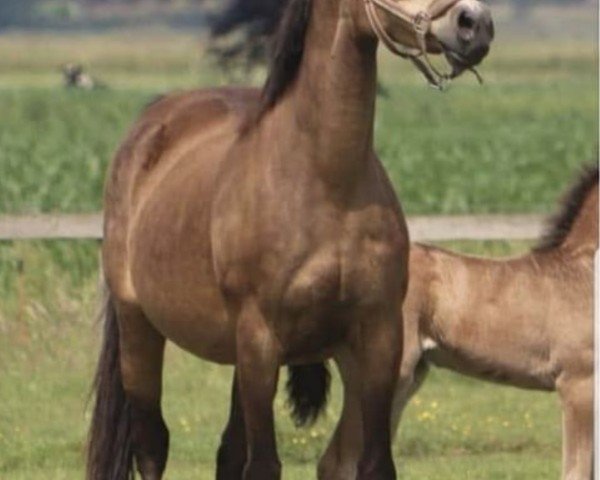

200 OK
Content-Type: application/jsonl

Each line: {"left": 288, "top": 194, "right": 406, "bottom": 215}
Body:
{"left": 208, "top": 0, "right": 287, "bottom": 68}
{"left": 255, "top": 0, "right": 312, "bottom": 119}
{"left": 535, "top": 163, "right": 599, "bottom": 251}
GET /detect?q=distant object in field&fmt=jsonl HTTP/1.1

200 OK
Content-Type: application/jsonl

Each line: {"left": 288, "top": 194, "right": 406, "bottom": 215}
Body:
{"left": 61, "top": 64, "right": 107, "bottom": 90}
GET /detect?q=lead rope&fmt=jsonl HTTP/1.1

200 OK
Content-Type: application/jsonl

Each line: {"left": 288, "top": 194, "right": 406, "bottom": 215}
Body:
{"left": 364, "top": 0, "right": 482, "bottom": 89}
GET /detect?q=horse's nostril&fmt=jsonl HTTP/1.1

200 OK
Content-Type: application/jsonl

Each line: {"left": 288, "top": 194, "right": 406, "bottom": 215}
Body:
{"left": 487, "top": 20, "right": 495, "bottom": 39}
{"left": 458, "top": 10, "right": 475, "bottom": 30}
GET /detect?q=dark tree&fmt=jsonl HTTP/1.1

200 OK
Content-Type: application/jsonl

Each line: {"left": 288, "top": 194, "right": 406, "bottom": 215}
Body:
{"left": 207, "top": 0, "right": 288, "bottom": 68}
{"left": 0, "top": 0, "right": 38, "bottom": 28}
{"left": 210, "top": 0, "right": 284, "bottom": 36}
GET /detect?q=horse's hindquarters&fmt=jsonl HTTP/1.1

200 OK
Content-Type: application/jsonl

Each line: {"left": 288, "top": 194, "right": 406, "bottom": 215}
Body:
{"left": 126, "top": 166, "right": 238, "bottom": 364}
{"left": 104, "top": 94, "right": 245, "bottom": 365}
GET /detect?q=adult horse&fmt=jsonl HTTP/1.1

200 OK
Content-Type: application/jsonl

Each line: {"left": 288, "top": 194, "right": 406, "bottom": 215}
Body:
{"left": 301, "top": 164, "right": 598, "bottom": 479}
{"left": 86, "top": 0, "right": 493, "bottom": 479}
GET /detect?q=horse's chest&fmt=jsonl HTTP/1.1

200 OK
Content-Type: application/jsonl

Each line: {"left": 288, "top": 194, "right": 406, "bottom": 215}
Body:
{"left": 281, "top": 253, "right": 344, "bottom": 314}
{"left": 280, "top": 244, "right": 397, "bottom": 314}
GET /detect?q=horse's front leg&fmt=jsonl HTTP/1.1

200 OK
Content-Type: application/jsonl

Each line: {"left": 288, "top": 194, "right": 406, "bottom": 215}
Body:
{"left": 318, "top": 349, "right": 363, "bottom": 480}
{"left": 558, "top": 375, "right": 593, "bottom": 480}
{"left": 353, "top": 307, "right": 402, "bottom": 480}
{"left": 235, "top": 299, "right": 281, "bottom": 480}
{"left": 318, "top": 309, "right": 427, "bottom": 480}
{"left": 216, "top": 370, "right": 247, "bottom": 480}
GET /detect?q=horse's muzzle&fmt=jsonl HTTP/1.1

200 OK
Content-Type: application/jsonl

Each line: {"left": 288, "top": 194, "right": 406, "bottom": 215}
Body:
{"left": 448, "top": 0, "right": 494, "bottom": 67}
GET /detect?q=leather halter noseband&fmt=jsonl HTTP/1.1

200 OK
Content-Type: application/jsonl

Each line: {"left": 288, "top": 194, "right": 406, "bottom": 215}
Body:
{"left": 364, "top": 0, "right": 471, "bottom": 89}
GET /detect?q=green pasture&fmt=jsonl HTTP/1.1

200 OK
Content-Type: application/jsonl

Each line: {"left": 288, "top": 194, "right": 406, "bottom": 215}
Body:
{"left": 0, "top": 239, "right": 562, "bottom": 479}
{"left": 0, "top": 18, "right": 596, "bottom": 479}
{"left": 0, "top": 31, "right": 596, "bottom": 216}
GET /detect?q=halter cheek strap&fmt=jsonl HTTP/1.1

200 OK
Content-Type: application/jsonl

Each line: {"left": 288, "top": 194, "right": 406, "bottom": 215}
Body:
{"left": 364, "top": 0, "right": 470, "bottom": 89}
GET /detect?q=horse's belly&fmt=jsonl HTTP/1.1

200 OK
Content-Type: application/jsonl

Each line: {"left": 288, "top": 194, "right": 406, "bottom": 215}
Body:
{"left": 149, "top": 305, "right": 236, "bottom": 364}
{"left": 423, "top": 339, "right": 556, "bottom": 390}
{"left": 133, "top": 258, "right": 236, "bottom": 364}
{"left": 129, "top": 205, "right": 236, "bottom": 363}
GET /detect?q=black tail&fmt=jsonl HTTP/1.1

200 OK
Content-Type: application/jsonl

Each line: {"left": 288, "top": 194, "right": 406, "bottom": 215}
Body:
{"left": 86, "top": 292, "right": 134, "bottom": 480}
{"left": 286, "top": 363, "right": 331, "bottom": 427}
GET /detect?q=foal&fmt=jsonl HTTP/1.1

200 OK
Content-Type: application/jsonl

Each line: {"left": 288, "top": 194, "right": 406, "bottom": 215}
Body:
{"left": 86, "top": 0, "right": 493, "bottom": 479}
{"left": 315, "top": 165, "right": 598, "bottom": 479}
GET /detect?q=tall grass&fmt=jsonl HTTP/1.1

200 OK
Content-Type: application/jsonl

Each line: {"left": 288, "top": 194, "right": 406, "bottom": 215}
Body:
{"left": 0, "top": 73, "right": 596, "bottom": 215}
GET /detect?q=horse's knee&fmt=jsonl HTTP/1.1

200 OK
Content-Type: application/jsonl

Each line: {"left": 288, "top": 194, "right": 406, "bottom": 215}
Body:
{"left": 216, "top": 439, "right": 246, "bottom": 480}
{"left": 357, "top": 456, "right": 396, "bottom": 480}
{"left": 558, "top": 376, "right": 593, "bottom": 480}
{"left": 217, "top": 374, "right": 247, "bottom": 480}
{"left": 242, "top": 458, "right": 281, "bottom": 480}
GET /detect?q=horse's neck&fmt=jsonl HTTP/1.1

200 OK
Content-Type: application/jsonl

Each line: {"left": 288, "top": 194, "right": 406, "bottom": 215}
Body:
{"left": 279, "top": 0, "right": 378, "bottom": 187}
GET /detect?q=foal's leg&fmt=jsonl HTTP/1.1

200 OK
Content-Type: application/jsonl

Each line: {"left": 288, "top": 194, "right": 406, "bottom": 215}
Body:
{"left": 118, "top": 302, "right": 169, "bottom": 480}
{"left": 318, "top": 349, "right": 363, "bottom": 480}
{"left": 235, "top": 300, "right": 281, "bottom": 480}
{"left": 390, "top": 357, "right": 429, "bottom": 438}
{"left": 558, "top": 376, "right": 593, "bottom": 480}
{"left": 353, "top": 309, "right": 401, "bottom": 480}
{"left": 216, "top": 370, "right": 247, "bottom": 480}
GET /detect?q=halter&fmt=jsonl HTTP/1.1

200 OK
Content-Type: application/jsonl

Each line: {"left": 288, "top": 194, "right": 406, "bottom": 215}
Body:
{"left": 364, "top": 0, "right": 479, "bottom": 89}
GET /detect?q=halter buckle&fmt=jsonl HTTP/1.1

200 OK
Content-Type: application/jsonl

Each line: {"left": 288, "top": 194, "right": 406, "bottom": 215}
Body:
{"left": 413, "top": 12, "right": 431, "bottom": 37}
{"left": 364, "top": 0, "right": 484, "bottom": 89}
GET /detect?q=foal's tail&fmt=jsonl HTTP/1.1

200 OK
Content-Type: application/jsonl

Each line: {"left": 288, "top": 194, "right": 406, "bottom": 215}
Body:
{"left": 86, "top": 291, "right": 134, "bottom": 480}
{"left": 286, "top": 363, "right": 331, "bottom": 427}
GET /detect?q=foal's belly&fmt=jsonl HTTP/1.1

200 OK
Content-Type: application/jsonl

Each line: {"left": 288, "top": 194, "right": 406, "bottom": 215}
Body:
{"left": 422, "top": 337, "right": 556, "bottom": 390}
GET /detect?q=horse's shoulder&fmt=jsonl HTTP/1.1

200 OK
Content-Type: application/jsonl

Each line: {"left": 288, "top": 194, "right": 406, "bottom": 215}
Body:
{"left": 108, "top": 88, "right": 259, "bottom": 186}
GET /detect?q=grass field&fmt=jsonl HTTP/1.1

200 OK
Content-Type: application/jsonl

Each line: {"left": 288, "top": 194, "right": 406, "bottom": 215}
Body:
{"left": 0, "top": 6, "right": 597, "bottom": 478}
{"left": 0, "top": 239, "right": 563, "bottom": 479}
{"left": 0, "top": 26, "right": 596, "bottom": 216}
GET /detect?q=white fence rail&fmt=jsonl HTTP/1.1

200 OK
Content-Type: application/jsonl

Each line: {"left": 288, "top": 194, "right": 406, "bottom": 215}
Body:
{"left": 0, "top": 213, "right": 546, "bottom": 242}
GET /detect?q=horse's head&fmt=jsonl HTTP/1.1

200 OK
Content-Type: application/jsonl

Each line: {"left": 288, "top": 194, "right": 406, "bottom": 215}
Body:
{"left": 356, "top": 0, "right": 494, "bottom": 87}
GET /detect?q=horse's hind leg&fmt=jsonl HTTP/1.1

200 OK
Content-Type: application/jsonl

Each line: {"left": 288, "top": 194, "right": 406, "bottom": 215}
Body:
{"left": 558, "top": 375, "right": 593, "bottom": 480}
{"left": 234, "top": 299, "right": 281, "bottom": 480}
{"left": 118, "top": 302, "right": 170, "bottom": 480}
{"left": 217, "top": 370, "right": 247, "bottom": 480}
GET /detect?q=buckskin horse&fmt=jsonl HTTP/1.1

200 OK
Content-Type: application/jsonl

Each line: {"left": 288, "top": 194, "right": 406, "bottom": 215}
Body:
{"left": 86, "top": 0, "right": 493, "bottom": 478}
{"left": 298, "top": 164, "right": 597, "bottom": 479}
